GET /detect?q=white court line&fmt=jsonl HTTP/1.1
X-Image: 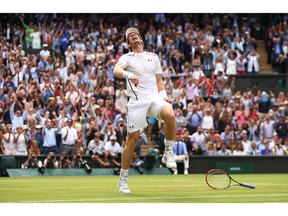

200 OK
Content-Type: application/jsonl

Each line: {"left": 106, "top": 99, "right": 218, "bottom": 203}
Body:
{"left": 18, "top": 193, "right": 288, "bottom": 203}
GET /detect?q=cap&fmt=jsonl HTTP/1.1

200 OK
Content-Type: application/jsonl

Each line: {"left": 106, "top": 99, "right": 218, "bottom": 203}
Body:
{"left": 35, "top": 124, "right": 42, "bottom": 129}
{"left": 22, "top": 125, "right": 28, "bottom": 130}
{"left": 213, "top": 134, "right": 221, "bottom": 139}
{"left": 110, "top": 135, "right": 117, "bottom": 140}
{"left": 43, "top": 44, "right": 48, "bottom": 47}
{"left": 118, "top": 118, "right": 125, "bottom": 122}
{"left": 125, "top": 27, "right": 140, "bottom": 39}
{"left": 95, "top": 105, "right": 101, "bottom": 110}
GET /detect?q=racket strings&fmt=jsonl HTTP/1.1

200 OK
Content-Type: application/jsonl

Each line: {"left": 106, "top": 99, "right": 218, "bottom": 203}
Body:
{"left": 207, "top": 171, "right": 231, "bottom": 189}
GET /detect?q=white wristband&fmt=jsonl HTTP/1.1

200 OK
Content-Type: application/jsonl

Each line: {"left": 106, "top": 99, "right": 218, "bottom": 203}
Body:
{"left": 159, "top": 90, "right": 168, "bottom": 99}
{"left": 122, "top": 71, "right": 133, "bottom": 79}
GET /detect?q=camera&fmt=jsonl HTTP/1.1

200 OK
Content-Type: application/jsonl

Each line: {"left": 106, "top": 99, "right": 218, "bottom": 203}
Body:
{"left": 135, "top": 166, "right": 144, "bottom": 175}
{"left": 31, "top": 156, "right": 36, "bottom": 160}
{"left": 76, "top": 155, "right": 81, "bottom": 159}
{"left": 50, "top": 155, "right": 55, "bottom": 160}
{"left": 63, "top": 156, "right": 67, "bottom": 160}
{"left": 38, "top": 166, "right": 45, "bottom": 174}
{"left": 82, "top": 160, "right": 92, "bottom": 174}
{"left": 113, "top": 168, "right": 120, "bottom": 175}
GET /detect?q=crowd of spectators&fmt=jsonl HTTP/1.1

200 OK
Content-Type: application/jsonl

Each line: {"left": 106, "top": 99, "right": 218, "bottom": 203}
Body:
{"left": 0, "top": 13, "right": 288, "bottom": 170}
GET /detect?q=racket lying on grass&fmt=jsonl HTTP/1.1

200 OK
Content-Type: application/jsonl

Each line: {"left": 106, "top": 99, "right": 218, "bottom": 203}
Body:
{"left": 205, "top": 168, "right": 256, "bottom": 190}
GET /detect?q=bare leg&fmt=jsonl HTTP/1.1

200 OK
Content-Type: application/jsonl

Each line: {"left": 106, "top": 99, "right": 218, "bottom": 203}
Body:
{"left": 121, "top": 130, "right": 140, "bottom": 169}
{"left": 160, "top": 104, "right": 176, "bottom": 141}
{"left": 118, "top": 130, "right": 140, "bottom": 194}
{"left": 160, "top": 104, "right": 177, "bottom": 169}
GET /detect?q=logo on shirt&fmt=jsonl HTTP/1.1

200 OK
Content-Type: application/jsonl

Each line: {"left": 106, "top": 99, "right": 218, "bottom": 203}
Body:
{"left": 148, "top": 59, "right": 152, "bottom": 62}
{"left": 129, "top": 125, "right": 135, "bottom": 129}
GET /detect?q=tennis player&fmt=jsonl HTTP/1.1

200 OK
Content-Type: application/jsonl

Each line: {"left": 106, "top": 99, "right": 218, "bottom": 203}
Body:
{"left": 113, "top": 27, "right": 177, "bottom": 194}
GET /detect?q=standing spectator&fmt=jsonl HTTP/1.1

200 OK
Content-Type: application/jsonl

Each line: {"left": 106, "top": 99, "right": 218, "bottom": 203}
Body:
{"left": 247, "top": 49, "right": 260, "bottom": 74}
{"left": 173, "top": 132, "right": 189, "bottom": 175}
{"left": 190, "top": 126, "right": 207, "bottom": 155}
{"left": 185, "top": 104, "right": 203, "bottom": 135}
{"left": 9, "top": 96, "right": 27, "bottom": 132}
{"left": 274, "top": 115, "right": 288, "bottom": 140}
{"left": 115, "top": 82, "right": 128, "bottom": 112}
{"left": 14, "top": 125, "right": 28, "bottom": 155}
{"left": 241, "top": 133, "right": 252, "bottom": 154}
{"left": 260, "top": 114, "right": 275, "bottom": 141}
{"left": 2, "top": 124, "right": 16, "bottom": 155}
{"left": 61, "top": 118, "right": 78, "bottom": 156}
{"left": 42, "top": 120, "right": 58, "bottom": 155}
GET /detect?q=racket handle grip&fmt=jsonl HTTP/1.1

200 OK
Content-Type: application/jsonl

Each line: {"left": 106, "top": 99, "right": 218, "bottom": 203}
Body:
{"left": 240, "top": 183, "right": 256, "bottom": 189}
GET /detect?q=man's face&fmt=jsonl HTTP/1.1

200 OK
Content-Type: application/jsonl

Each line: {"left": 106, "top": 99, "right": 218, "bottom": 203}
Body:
{"left": 128, "top": 32, "right": 142, "bottom": 45}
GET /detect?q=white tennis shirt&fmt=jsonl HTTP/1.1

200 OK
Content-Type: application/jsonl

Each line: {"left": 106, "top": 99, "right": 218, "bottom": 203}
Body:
{"left": 116, "top": 51, "right": 162, "bottom": 99}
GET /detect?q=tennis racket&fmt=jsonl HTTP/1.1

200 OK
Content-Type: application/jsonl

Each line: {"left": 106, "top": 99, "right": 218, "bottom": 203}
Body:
{"left": 205, "top": 168, "right": 256, "bottom": 190}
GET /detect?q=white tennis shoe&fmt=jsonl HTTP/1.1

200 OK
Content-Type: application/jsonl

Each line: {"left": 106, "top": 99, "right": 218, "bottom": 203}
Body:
{"left": 162, "top": 152, "right": 177, "bottom": 169}
{"left": 118, "top": 177, "right": 131, "bottom": 194}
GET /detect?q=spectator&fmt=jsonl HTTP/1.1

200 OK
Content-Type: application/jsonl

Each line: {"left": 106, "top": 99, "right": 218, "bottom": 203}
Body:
{"left": 232, "top": 141, "right": 245, "bottom": 155}
{"left": 173, "top": 132, "right": 189, "bottom": 175}
{"left": 114, "top": 81, "right": 128, "bottom": 112}
{"left": 247, "top": 141, "right": 261, "bottom": 156}
{"left": 261, "top": 141, "right": 272, "bottom": 156}
{"left": 247, "top": 49, "right": 260, "bottom": 74}
{"left": 42, "top": 120, "right": 58, "bottom": 155}
{"left": 185, "top": 104, "right": 203, "bottom": 135}
{"left": 86, "top": 132, "right": 105, "bottom": 156}
{"left": 61, "top": 118, "right": 78, "bottom": 156}
{"left": 21, "top": 153, "right": 42, "bottom": 169}
{"left": 14, "top": 125, "right": 28, "bottom": 155}
{"left": 217, "top": 142, "right": 232, "bottom": 156}
{"left": 206, "top": 141, "right": 217, "bottom": 156}
{"left": 28, "top": 140, "right": 41, "bottom": 156}
{"left": 190, "top": 126, "right": 207, "bottom": 155}
{"left": 104, "top": 135, "right": 121, "bottom": 167}
{"left": 43, "top": 151, "right": 58, "bottom": 169}
{"left": 58, "top": 151, "right": 71, "bottom": 169}
{"left": 2, "top": 124, "right": 16, "bottom": 155}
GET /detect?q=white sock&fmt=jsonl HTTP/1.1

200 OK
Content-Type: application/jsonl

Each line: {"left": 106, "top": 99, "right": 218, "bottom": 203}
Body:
{"left": 164, "top": 139, "right": 174, "bottom": 153}
{"left": 120, "top": 168, "right": 129, "bottom": 179}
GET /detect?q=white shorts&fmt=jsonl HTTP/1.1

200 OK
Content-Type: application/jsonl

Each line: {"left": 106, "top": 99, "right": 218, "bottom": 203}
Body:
{"left": 127, "top": 94, "right": 171, "bottom": 133}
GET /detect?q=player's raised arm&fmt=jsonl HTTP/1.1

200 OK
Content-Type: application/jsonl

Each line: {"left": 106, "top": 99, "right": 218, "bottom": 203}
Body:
{"left": 113, "top": 62, "right": 139, "bottom": 86}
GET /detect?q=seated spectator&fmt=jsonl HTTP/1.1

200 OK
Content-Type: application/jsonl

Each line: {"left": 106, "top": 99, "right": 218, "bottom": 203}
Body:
{"left": 261, "top": 141, "right": 272, "bottom": 155}
{"left": 232, "top": 141, "right": 245, "bottom": 155}
{"left": 247, "top": 141, "right": 261, "bottom": 156}
{"left": 206, "top": 141, "right": 217, "bottom": 156}
{"left": 217, "top": 142, "right": 232, "bottom": 156}
{"left": 21, "top": 153, "right": 42, "bottom": 169}
{"left": 130, "top": 152, "right": 144, "bottom": 174}
{"left": 28, "top": 140, "right": 41, "bottom": 156}
{"left": 42, "top": 152, "right": 58, "bottom": 169}
{"left": 104, "top": 135, "right": 121, "bottom": 167}
{"left": 135, "top": 131, "right": 148, "bottom": 156}
{"left": 173, "top": 132, "right": 189, "bottom": 175}
{"left": 86, "top": 132, "right": 105, "bottom": 156}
